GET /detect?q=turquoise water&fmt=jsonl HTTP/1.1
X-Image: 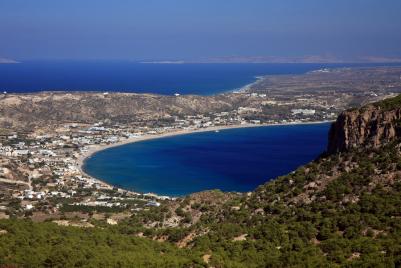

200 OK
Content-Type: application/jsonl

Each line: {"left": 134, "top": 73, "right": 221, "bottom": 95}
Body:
{"left": 83, "top": 123, "right": 330, "bottom": 196}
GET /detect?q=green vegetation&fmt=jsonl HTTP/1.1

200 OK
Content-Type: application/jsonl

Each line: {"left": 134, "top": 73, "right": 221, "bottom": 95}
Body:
{"left": 0, "top": 220, "right": 202, "bottom": 267}
{"left": 374, "top": 94, "right": 401, "bottom": 110}
{"left": 1, "top": 96, "right": 401, "bottom": 267}
{"left": 1, "top": 140, "right": 401, "bottom": 267}
{"left": 140, "top": 141, "right": 400, "bottom": 267}
{"left": 60, "top": 204, "right": 126, "bottom": 213}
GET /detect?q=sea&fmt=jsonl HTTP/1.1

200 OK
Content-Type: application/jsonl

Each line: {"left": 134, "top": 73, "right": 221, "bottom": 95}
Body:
{"left": 83, "top": 123, "right": 330, "bottom": 196}
{"left": 1, "top": 61, "right": 386, "bottom": 195}
{"left": 0, "top": 61, "right": 396, "bottom": 95}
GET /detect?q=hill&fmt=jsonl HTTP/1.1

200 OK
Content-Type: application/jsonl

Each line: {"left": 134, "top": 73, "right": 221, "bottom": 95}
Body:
{"left": 1, "top": 95, "right": 401, "bottom": 267}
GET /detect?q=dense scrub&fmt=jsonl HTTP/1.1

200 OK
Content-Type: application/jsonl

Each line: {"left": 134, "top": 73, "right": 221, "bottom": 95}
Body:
{"left": 374, "top": 94, "right": 401, "bottom": 110}
{"left": 176, "top": 141, "right": 401, "bottom": 267}
{"left": 0, "top": 219, "right": 203, "bottom": 267}
{"left": 2, "top": 97, "right": 401, "bottom": 267}
{"left": 2, "top": 141, "right": 399, "bottom": 267}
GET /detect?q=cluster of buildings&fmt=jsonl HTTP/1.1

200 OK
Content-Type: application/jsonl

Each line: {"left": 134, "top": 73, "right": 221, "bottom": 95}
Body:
{"left": 0, "top": 124, "right": 181, "bottom": 219}
{"left": 0, "top": 98, "right": 337, "bottom": 220}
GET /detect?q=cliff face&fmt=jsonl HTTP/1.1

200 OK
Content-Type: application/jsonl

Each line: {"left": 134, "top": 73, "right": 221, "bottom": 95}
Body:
{"left": 327, "top": 104, "right": 401, "bottom": 154}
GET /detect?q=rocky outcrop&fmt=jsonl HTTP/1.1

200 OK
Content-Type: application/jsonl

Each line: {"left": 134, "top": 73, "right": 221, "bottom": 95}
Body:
{"left": 327, "top": 104, "right": 401, "bottom": 154}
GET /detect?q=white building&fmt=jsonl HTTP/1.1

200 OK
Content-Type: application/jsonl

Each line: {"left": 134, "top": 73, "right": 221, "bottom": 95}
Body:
{"left": 291, "top": 109, "right": 316, "bottom": 116}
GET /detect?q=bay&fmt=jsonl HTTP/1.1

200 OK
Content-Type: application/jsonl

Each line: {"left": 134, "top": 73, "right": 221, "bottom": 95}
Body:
{"left": 83, "top": 123, "right": 330, "bottom": 196}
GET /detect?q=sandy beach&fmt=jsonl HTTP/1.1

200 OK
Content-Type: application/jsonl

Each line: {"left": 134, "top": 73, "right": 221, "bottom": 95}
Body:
{"left": 76, "top": 120, "right": 333, "bottom": 187}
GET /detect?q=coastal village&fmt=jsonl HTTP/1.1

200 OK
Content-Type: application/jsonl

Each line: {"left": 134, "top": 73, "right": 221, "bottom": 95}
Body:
{"left": 1, "top": 67, "right": 400, "bottom": 225}
{"left": 0, "top": 97, "right": 339, "bottom": 223}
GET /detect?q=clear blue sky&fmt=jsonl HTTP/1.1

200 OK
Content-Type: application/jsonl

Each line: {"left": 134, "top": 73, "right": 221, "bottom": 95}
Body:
{"left": 1, "top": 0, "right": 400, "bottom": 60}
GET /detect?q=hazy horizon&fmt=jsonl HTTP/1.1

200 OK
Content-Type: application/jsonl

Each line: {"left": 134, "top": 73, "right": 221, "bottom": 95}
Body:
{"left": 1, "top": 0, "right": 401, "bottom": 61}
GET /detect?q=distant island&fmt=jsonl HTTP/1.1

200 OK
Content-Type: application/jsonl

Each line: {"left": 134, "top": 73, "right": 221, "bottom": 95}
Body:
{"left": 0, "top": 57, "right": 19, "bottom": 64}
{"left": 139, "top": 55, "right": 401, "bottom": 64}
{"left": 1, "top": 0, "right": 401, "bottom": 265}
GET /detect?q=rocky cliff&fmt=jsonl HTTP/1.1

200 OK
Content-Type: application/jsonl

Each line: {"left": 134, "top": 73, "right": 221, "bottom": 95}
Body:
{"left": 327, "top": 95, "right": 401, "bottom": 154}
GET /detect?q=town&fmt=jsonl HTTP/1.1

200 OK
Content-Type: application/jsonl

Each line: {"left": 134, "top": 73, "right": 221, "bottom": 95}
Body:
{"left": 1, "top": 66, "right": 401, "bottom": 226}
{"left": 0, "top": 102, "right": 336, "bottom": 222}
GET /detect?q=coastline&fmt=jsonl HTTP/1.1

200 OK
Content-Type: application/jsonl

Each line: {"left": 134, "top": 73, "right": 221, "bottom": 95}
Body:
{"left": 232, "top": 75, "right": 266, "bottom": 93}
{"left": 77, "top": 120, "right": 332, "bottom": 195}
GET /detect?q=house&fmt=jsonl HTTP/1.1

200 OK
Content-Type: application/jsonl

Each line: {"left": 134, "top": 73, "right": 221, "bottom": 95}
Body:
{"left": 12, "top": 150, "right": 29, "bottom": 156}
{"left": 146, "top": 201, "right": 161, "bottom": 207}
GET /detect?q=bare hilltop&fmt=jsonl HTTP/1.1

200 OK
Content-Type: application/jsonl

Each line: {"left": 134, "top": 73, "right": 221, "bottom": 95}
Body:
{"left": 1, "top": 67, "right": 401, "bottom": 133}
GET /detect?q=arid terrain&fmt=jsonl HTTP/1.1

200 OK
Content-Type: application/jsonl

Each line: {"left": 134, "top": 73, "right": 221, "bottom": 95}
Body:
{"left": 1, "top": 67, "right": 400, "bottom": 134}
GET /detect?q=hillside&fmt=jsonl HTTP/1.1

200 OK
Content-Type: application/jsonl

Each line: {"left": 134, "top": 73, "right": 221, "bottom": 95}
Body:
{"left": 0, "top": 92, "right": 247, "bottom": 130}
{"left": 2, "top": 67, "right": 400, "bottom": 132}
{"left": 1, "top": 95, "right": 401, "bottom": 267}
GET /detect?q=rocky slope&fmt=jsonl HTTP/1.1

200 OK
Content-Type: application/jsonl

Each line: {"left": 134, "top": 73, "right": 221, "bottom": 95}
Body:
{"left": 0, "top": 92, "right": 250, "bottom": 130}
{"left": 129, "top": 95, "right": 401, "bottom": 266}
{"left": 1, "top": 95, "right": 401, "bottom": 267}
{"left": 327, "top": 95, "right": 401, "bottom": 154}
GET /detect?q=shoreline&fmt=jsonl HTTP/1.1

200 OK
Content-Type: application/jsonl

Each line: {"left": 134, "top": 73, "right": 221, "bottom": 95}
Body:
{"left": 231, "top": 75, "right": 266, "bottom": 94}
{"left": 76, "top": 120, "right": 332, "bottom": 196}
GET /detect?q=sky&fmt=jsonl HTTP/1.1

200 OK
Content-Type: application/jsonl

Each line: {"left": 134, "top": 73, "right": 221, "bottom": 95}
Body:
{"left": 0, "top": 0, "right": 401, "bottom": 61}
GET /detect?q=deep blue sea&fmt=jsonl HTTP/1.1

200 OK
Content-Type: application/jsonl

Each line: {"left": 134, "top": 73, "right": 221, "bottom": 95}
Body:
{"left": 0, "top": 61, "right": 396, "bottom": 95}
{"left": 2, "top": 62, "right": 385, "bottom": 195}
{"left": 83, "top": 123, "right": 330, "bottom": 196}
